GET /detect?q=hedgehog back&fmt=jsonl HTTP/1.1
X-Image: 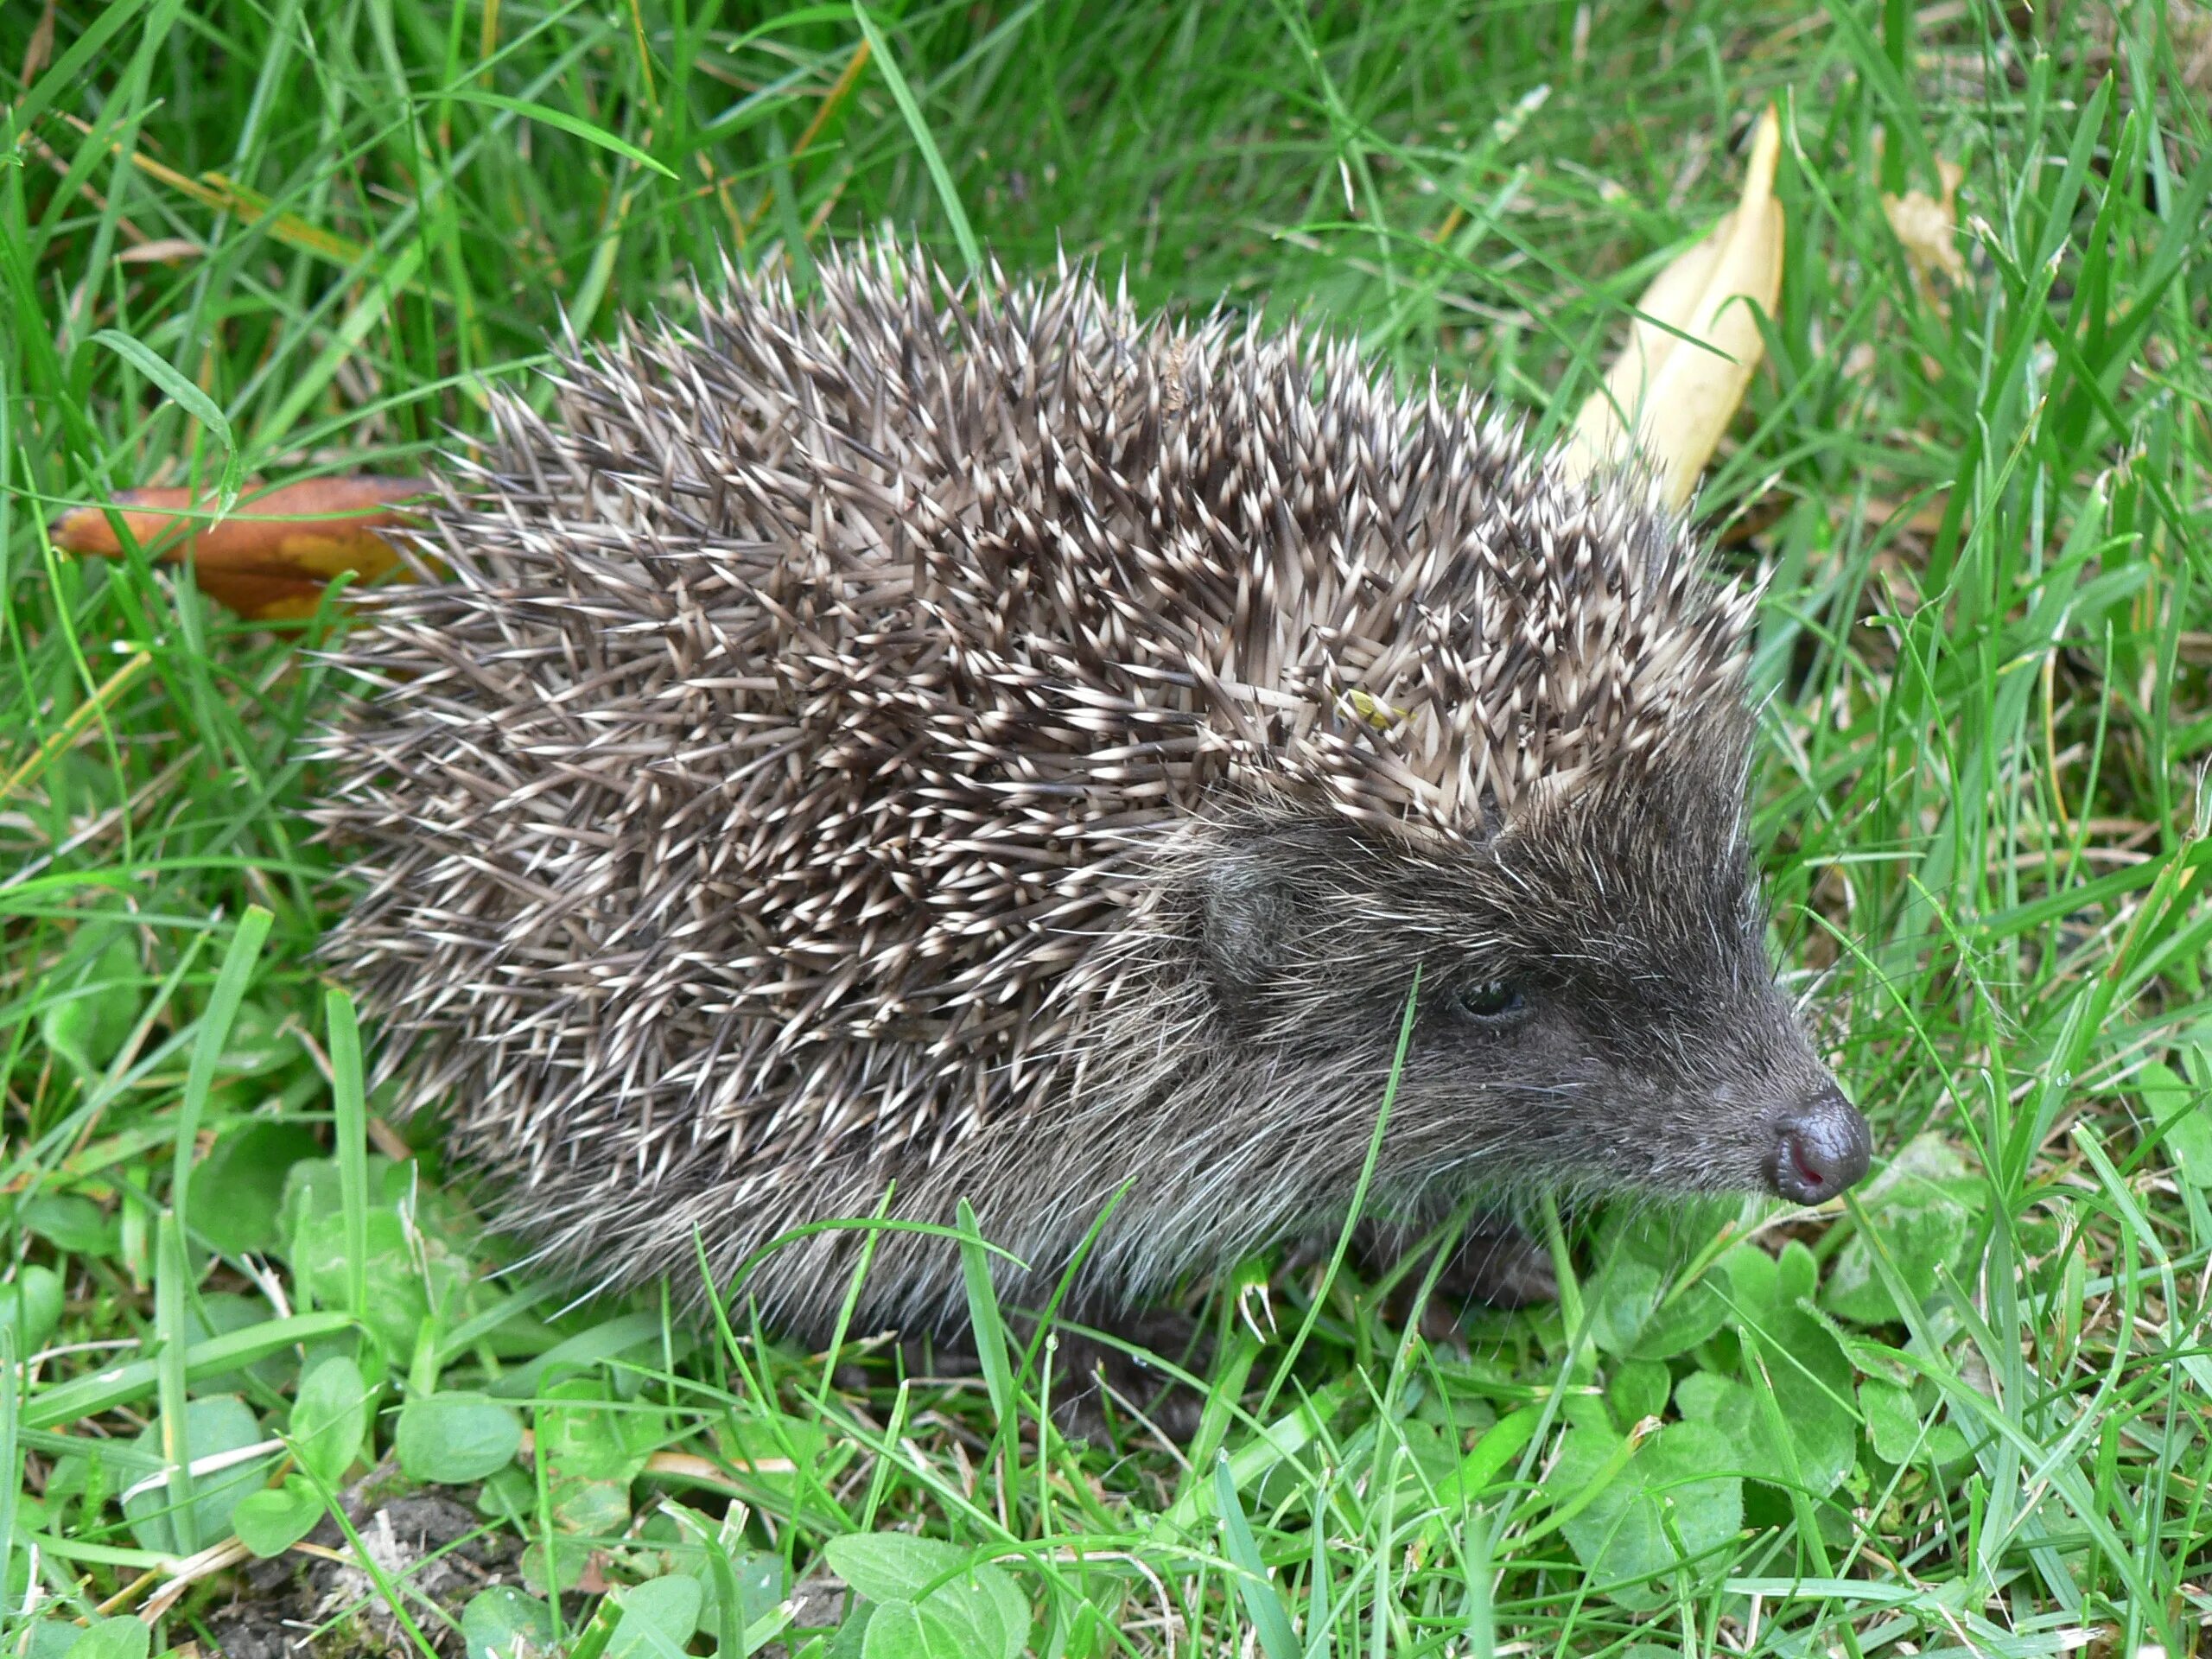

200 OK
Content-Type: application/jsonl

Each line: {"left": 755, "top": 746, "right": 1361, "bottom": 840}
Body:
{"left": 315, "top": 245, "right": 1747, "bottom": 1300}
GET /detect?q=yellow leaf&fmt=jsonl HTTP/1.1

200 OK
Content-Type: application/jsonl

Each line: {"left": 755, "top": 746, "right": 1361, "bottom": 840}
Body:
{"left": 1560, "top": 105, "right": 1785, "bottom": 510}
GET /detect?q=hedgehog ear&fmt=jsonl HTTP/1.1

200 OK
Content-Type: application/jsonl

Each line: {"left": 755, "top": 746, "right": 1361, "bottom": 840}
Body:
{"left": 1197, "top": 858, "right": 1301, "bottom": 1000}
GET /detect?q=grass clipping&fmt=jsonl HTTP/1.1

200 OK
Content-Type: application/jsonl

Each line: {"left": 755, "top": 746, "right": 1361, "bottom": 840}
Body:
{"left": 1560, "top": 105, "right": 1784, "bottom": 509}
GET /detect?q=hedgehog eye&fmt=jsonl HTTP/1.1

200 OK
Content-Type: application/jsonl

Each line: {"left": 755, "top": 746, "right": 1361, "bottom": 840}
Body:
{"left": 1450, "top": 978, "right": 1526, "bottom": 1025}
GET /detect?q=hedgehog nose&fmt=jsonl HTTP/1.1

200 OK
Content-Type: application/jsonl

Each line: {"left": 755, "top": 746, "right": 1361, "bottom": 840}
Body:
{"left": 1768, "top": 1086, "right": 1871, "bottom": 1205}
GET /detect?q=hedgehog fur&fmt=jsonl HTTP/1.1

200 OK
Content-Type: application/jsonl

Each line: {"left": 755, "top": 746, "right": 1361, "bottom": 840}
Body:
{"left": 314, "top": 241, "right": 1869, "bottom": 1338}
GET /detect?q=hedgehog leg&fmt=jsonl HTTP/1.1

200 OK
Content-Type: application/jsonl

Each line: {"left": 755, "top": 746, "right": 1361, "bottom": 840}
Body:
{"left": 1440, "top": 1220, "right": 1559, "bottom": 1309}
{"left": 1354, "top": 1216, "right": 1558, "bottom": 1315}
{"left": 1043, "top": 1307, "right": 1213, "bottom": 1446}
{"left": 869, "top": 1308, "right": 1213, "bottom": 1446}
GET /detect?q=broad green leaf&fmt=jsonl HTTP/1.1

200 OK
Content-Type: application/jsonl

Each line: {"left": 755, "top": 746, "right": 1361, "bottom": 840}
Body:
{"left": 825, "top": 1535, "right": 975, "bottom": 1604}
{"left": 1775, "top": 1238, "right": 1817, "bottom": 1307}
{"left": 828, "top": 1604, "right": 874, "bottom": 1658}
{"left": 3, "top": 1266, "right": 64, "bottom": 1355}
{"left": 1821, "top": 1134, "right": 1977, "bottom": 1325}
{"left": 1589, "top": 1261, "right": 1664, "bottom": 1357}
{"left": 939, "top": 1559, "right": 1029, "bottom": 1659}
{"left": 824, "top": 1535, "right": 1027, "bottom": 1659}
{"left": 123, "top": 1394, "right": 270, "bottom": 1554}
{"left": 218, "top": 999, "right": 301, "bottom": 1074}
{"left": 1859, "top": 1376, "right": 1923, "bottom": 1465}
{"left": 279, "top": 1154, "right": 375, "bottom": 1231}
{"left": 1390, "top": 1417, "right": 1465, "bottom": 1493}
{"left": 41, "top": 934, "right": 142, "bottom": 1078}
{"left": 397, "top": 1394, "right": 524, "bottom": 1484}
{"left": 1590, "top": 1259, "right": 1726, "bottom": 1360}
{"left": 290, "top": 1355, "right": 371, "bottom": 1486}
{"left": 2161, "top": 1108, "right": 2212, "bottom": 1188}
{"left": 18, "top": 1624, "right": 80, "bottom": 1659}
{"left": 606, "top": 1576, "right": 705, "bottom": 1659}
{"left": 183, "top": 1293, "right": 295, "bottom": 1395}
{"left": 22, "top": 1193, "right": 115, "bottom": 1255}
{"left": 1672, "top": 1371, "right": 1786, "bottom": 1485}
{"left": 62, "top": 1619, "right": 150, "bottom": 1659}
{"left": 712, "top": 1410, "right": 839, "bottom": 1497}
{"left": 1923, "top": 1417, "right": 1976, "bottom": 1476}
{"left": 520, "top": 1534, "right": 598, "bottom": 1597}
{"left": 1552, "top": 1419, "right": 1742, "bottom": 1610}
{"left": 281, "top": 1154, "right": 484, "bottom": 1257}
{"left": 232, "top": 1476, "right": 323, "bottom": 1557}
{"left": 476, "top": 1465, "right": 536, "bottom": 1524}
{"left": 462, "top": 1586, "right": 557, "bottom": 1659}
{"left": 637, "top": 1505, "right": 786, "bottom": 1639}
{"left": 713, "top": 1551, "right": 786, "bottom": 1642}
{"left": 194, "top": 1122, "right": 323, "bottom": 1255}
{"left": 1822, "top": 1187, "right": 1973, "bottom": 1322}
{"left": 1719, "top": 1239, "right": 1778, "bottom": 1315}
{"left": 537, "top": 1376, "right": 662, "bottom": 1539}
{"left": 291, "top": 1208, "right": 460, "bottom": 1357}
{"left": 861, "top": 1600, "right": 969, "bottom": 1659}
{"left": 1732, "top": 1274, "right": 1859, "bottom": 1497}
{"left": 541, "top": 1376, "right": 664, "bottom": 1483}
{"left": 2141, "top": 1061, "right": 2212, "bottom": 1187}
{"left": 1606, "top": 1357, "right": 1672, "bottom": 1427}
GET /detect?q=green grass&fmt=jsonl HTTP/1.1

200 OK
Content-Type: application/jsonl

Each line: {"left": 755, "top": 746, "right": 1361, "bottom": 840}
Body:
{"left": 4, "top": 1, "right": 2211, "bottom": 1655}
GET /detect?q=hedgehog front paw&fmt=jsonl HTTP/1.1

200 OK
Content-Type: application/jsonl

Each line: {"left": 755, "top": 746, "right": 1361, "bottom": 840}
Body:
{"left": 872, "top": 1308, "right": 1215, "bottom": 1446}
{"left": 1440, "top": 1223, "right": 1558, "bottom": 1309}
{"left": 1044, "top": 1308, "right": 1212, "bottom": 1446}
{"left": 1355, "top": 1217, "right": 1559, "bottom": 1314}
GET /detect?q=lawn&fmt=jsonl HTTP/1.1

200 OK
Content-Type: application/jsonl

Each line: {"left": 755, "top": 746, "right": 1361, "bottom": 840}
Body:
{"left": 4, "top": 1, "right": 2211, "bottom": 1655}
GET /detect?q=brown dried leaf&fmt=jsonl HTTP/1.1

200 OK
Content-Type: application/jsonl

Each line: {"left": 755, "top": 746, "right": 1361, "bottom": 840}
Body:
{"left": 1560, "top": 104, "right": 1785, "bottom": 509}
{"left": 1883, "top": 156, "right": 1967, "bottom": 299}
{"left": 50, "top": 475, "right": 428, "bottom": 621}
{"left": 20, "top": 2, "right": 55, "bottom": 86}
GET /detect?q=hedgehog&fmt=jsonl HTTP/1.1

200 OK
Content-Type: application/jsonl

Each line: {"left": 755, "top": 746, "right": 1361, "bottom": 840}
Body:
{"left": 313, "top": 241, "right": 1870, "bottom": 1348}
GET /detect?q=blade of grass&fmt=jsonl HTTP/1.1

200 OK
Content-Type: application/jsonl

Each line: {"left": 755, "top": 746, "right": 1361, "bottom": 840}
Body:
{"left": 170, "top": 904, "right": 271, "bottom": 1247}
{"left": 849, "top": 3, "right": 981, "bottom": 276}
{"left": 1213, "top": 1448, "right": 1303, "bottom": 1659}
{"left": 325, "top": 988, "right": 370, "bottom": 1332}
{"left": 441, "top": 90, "right": 677, "bottom": 180}
{"left": 154, "top": 1209, "right": 197, "bottom": 1554}
{"left": 90, "top": 327, "right": 241, "bottom": 511}
{"left": 956, "top": 1196, "right": 1020, "bottom": 1486}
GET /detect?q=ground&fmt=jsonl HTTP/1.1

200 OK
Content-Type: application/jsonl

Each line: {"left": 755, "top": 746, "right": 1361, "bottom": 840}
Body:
{"left": 3, "top": 2, "right": 2210, "bottom": 1656}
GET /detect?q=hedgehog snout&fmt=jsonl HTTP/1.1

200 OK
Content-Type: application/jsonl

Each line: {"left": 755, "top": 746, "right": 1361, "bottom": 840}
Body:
{"left": 1765, "top": 1085, "right": 1871, "bottom": 1205}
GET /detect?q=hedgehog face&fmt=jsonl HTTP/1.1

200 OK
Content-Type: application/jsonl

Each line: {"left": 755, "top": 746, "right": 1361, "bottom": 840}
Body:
{"left": 1189, "top": 784, "right": 1868, "bottom": 1208}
